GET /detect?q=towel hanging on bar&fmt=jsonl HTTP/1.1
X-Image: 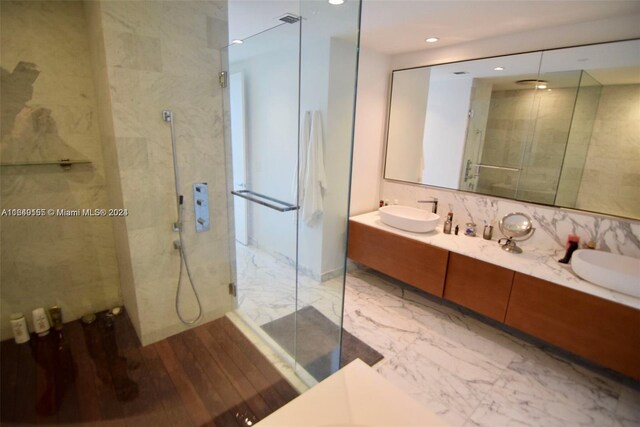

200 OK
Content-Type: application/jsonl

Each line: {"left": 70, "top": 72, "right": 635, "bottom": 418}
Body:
{"left": 294, "top": 111, "right": 312, "bottom": 204}
{"left": 302, "top": 110, "right": 327, "bottom": 226}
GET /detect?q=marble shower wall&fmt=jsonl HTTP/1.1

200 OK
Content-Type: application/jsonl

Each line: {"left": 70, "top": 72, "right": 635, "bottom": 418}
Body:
{"left": 0, "top": 0, "right": 121, "bottom": 339}
{"left": 576, "top": 84, "right": 640, "bottom": 218}
{"left": 382, "top": 181, "right": 640, "bottom": 258}
{"left": 477, "top": 87, "right": 578, "bottom": 205}
{"left": 88, "top": 0, "right": 233, "bottom": 345}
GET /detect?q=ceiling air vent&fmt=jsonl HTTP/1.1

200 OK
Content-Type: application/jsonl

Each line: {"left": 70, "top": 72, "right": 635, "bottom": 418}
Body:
{"left": 278, "top": 13, "right": 301, "bottom": 24}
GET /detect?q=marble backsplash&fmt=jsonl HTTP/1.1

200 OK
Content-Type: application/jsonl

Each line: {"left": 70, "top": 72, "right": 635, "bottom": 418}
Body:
{"left": 382, "top": 181, "right": 640, "bottom": 258}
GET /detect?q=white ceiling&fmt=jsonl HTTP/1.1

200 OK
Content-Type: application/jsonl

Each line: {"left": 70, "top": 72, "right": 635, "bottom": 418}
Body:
{"left": 229, "top": 0, "right": 640, "bottom": 54}
{"left": 360, "top": 0, "right": 640, "bottom": 55}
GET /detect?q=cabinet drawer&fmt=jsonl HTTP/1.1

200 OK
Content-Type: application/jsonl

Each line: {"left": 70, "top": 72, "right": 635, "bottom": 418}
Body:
{"left": 347, "top": 221, "right": 449, "bottom": 297}
{"left": 443, "top": 253, "right": 514, "bottom": 322}
{"left": 505, "top": 273, "right": 640, "bottom": 379}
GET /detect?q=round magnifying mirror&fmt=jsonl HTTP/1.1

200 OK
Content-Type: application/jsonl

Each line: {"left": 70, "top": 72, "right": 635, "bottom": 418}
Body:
{"left": 498, "top": 212, "right": 535, "bottom": 253}
{"left": 499, "top": 212, "right": 533, "bottom": 238}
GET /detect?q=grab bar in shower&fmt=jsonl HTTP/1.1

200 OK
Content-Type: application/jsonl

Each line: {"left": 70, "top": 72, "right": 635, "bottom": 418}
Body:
{"left": 231, "top": 189, "right": 299, "bottom": 212}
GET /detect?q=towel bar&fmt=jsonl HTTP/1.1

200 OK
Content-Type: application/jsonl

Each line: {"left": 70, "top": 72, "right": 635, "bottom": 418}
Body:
{"left": 231, "top": 189, "right": 299, "bottom": 213}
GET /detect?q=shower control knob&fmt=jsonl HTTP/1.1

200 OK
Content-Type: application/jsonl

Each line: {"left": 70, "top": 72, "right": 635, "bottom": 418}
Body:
{"left": 193, "top": 182, "right": 209, "bottom": 233}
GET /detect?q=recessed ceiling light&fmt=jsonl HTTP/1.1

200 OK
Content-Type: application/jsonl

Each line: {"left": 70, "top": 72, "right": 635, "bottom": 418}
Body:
{"left": 536, "top": 83, "right": 548, "bottom": 89}
{"left": 328, "top": 0, "right": 344, "bottom": 4}
{"left": 425, "top": 37, "right": 439, "bottom": 43}
{"left": 494, "top": 66, "right": 505, "bottom": 71}
{"left": 231, "top": 39, "right": 243, "bottom": 45}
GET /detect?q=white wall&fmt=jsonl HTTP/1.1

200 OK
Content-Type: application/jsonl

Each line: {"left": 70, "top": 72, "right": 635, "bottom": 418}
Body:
{"left": 422, "top": 78, "right": 472, "bottom": 188}
{"left": 392, "top": 14, "right": 640, "bottom": 70}
{"left": 297, "top": 35, "right": 330, "bottom": 279}
{"left": 350, "top": 48, "right": 391, "bottom": 215}
{"left": 351, "top": 13, "right": 640, "bottom": 216}
{"left": 232, "top": 46, "right": 299, "bottom": 264}
{"left": 385, "top": 68, "right": 429, "bottom": 183}
{"left": 320, "top": 37, "right": 360, "bottom": 278}
{"left": 232, "top": 18, "right": 361, "bottom": 281}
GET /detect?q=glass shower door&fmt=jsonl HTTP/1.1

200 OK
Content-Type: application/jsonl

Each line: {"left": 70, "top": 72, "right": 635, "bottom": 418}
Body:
{"left": 223, "top": 21, "right": 303, "bottom": 372}
{"left": 223, "top": 0, "right": 362, "bottom": 386}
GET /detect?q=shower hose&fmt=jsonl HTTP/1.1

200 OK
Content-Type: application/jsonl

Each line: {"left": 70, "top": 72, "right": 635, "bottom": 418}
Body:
{"left": 164, "top": 110, "right": 203, "bottom": 325}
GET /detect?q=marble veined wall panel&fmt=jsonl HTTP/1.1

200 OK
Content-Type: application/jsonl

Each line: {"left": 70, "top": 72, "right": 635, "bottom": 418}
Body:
{"left": 96, "top": 0, "right": 233, "bottom": 344}
{"left": 576, "top": 84, "right": 640, "bottom": 219}
{"left": 0, "top": 0, "right": 121, "bottom": 339}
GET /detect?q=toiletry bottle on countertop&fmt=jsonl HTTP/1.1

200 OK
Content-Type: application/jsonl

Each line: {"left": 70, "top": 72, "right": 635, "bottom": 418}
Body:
{"left": 464, "top": 222, "right": 476, "bottom": 237}
{"left": 443, "top": 212, "right": 453, "bottom": 234}
{"left": 483, "top": 224, "right": 493, "bottom": 240}
{"left": 559, "top": 234, "right": 580, "bottom": 264}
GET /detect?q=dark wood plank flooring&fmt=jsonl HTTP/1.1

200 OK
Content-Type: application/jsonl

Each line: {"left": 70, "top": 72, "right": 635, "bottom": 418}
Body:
{"left": 0, "top": 311, "right": 299, "bottom": 426}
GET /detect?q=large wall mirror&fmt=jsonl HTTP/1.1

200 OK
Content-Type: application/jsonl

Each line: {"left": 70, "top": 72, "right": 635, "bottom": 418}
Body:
{"left": 384, "top": 39, "right": 640, "bottom": 220}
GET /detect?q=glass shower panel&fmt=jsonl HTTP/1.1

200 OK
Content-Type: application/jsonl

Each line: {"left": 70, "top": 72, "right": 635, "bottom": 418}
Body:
{"left": 223, "top": 2, "right": 361, "bottom": 387}
{"left": 554, "top": 71, "right": 602, "bottom": 208}
{"left": 515, "top": 70, "right": 582, "bottom": 204}
{"left": 295, "top": 0, "right": 361, "bottom": 383}
{"left": 224, "top": 23, "right": 301, "bottom": 362}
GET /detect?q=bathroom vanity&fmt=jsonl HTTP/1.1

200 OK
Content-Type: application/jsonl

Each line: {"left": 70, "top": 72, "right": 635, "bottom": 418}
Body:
{"left": 347, "top": 212, "right": 640, "bottom": 380}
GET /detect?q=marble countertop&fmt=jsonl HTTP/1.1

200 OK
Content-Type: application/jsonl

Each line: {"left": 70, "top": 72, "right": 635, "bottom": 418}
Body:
{"left": 350, "top": 211, "right": 640, "bottom": 310}
{"left": 256, "top": 358, "right": 451, "bottom": 426}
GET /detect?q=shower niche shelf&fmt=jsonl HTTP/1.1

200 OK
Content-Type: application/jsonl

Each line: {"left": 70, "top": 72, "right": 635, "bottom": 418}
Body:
{"left": 0, "top": 159, "right": 92, "bottom": 170}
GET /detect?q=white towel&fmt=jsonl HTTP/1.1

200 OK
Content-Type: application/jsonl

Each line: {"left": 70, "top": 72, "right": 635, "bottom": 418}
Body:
{"left": 295, "top": 111, "right": 312, "bottom": 203}
{"left": 302, "top": 110, "right": 327, "bottom": 226}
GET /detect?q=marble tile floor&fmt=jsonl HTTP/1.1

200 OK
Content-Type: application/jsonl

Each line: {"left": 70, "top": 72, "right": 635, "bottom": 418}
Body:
{"left": 231, "top": 244, "right": 639, "bottom": 426}
{"left": 234, "top": 243, "right": 344, "bottom": 329}
{"left": 345, "top": 268, "right": 640, "bottom": 427}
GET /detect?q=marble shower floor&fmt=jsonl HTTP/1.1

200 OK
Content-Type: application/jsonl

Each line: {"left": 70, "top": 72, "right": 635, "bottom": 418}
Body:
{"left": 234, "top": 243, "right": 343, "bottom": 329}
{"left": 233, "top": 245, "right": 639, "bottom": 426}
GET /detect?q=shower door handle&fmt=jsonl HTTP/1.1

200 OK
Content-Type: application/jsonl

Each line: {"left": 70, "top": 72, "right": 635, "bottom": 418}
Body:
{"left": 231, "top": 190, "right": 299, "bottom": 212}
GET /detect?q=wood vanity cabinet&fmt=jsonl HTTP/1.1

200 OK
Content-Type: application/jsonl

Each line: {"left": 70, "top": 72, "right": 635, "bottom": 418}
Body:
{"left": 347, "top": 220, "right": 639, "bottom": 379}
{"left": 443, "top": 253, "right": 515, "bottom": 322}
{"left": 347, "top": 221, "right": 449, "bottom": 297}
{"left": 505, "top": 273, "right": 640, "bottom": 380}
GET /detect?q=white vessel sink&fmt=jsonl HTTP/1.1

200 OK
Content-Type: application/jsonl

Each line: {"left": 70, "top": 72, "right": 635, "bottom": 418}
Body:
{"left": 378, "top": 205, "right": 439, "bottom": 233}
{"left": 571, "top": 249, "right": 640, "bottom": 297}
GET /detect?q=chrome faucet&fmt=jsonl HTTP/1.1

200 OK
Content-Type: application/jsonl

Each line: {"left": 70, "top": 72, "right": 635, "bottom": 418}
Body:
{"left": 418, "top": 198, "right": 438, "bottom": 213}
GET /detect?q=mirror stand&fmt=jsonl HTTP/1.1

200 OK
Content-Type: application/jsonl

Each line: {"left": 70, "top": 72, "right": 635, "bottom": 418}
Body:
{"left": 498, "top": 237, "right": 523, "bottom": 254}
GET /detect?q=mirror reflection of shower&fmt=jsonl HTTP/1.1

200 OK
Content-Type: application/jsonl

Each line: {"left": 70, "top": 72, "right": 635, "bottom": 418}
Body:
{"left": 465, "top": 70, "right": 602, "bottom": 206}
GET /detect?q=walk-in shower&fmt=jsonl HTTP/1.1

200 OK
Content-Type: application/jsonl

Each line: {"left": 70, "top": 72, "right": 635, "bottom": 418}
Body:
{"left": 223, "top": 1, "right": 362, "bottom": 384}
{"left": 1, "top": 0, "right": 362, "bottom": 424}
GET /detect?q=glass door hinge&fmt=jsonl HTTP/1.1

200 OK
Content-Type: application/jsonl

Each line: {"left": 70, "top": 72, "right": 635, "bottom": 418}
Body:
{"left": 219, "top": 71, "right": 228, "bottom": 88}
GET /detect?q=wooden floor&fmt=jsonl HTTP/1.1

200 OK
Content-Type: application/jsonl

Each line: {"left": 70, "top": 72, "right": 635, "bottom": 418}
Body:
{"left": 0, "top": 311, "right": 299, "bottom": 426}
